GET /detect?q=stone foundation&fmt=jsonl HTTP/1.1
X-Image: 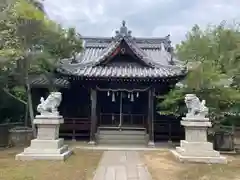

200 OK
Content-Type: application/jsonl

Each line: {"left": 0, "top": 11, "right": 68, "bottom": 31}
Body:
{"left": 16, "top": 139, "right": 72, "bottom": 160}
{"left": 171, "top": 150, "right": 227, "bottom": 164}
{"left": 171, "top": 118, "right": 227, "bottom": 164}
{"left": 16, "top": 116, "right": 72, "bottom": 161}
{"left": 172, "top": 140, "right": 227, "bottom": 164}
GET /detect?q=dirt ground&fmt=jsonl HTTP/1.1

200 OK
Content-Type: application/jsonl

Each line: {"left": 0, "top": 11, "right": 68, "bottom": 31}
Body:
{"left": 142, "top": 150, "right": 240, "bottom": 180}
{"left": 0, "top": 147, "right": 102, "bottom": 180}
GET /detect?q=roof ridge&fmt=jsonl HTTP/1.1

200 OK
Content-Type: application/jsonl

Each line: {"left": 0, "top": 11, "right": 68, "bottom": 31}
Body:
{"left": 83, "top": 36, "right": 170, "bottom": 44}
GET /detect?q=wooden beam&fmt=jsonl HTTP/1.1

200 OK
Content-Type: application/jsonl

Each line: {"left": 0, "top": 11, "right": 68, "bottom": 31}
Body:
{"left": 89, "top": 88, "right": 97, "bottom": 144}
{"left": 148, "top": 88, "right": 155, "bottom": 146}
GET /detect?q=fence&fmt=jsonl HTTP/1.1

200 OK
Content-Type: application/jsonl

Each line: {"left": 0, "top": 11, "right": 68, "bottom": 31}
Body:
{"left": 0, "top": 122, "right": 23, "bottom": 147}
{"left": 59, "top": 117, "right": 90, "bottom": 140}
{"left": 234, "top": 127, "right": 240, "bottom": 150}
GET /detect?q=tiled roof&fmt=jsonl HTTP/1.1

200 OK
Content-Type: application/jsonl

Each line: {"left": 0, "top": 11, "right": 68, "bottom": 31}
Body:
{"left": 74, "top": 64, "right": 183, "bottom": 78}
{"left": 57, "top": 21, "right": 187, "bottom": 79}
{"left": 29, "top": 74, "right": 69, "bottom": 88}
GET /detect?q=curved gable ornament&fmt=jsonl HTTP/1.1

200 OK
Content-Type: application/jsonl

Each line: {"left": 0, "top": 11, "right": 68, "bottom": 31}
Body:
{"left": 115, "top": 20, "right": 132, "bottom": 39}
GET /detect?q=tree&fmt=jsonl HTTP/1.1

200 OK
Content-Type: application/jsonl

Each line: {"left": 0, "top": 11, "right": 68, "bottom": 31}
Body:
{"left": 159, "top": 22, "right": 240, "bottom": 126}
{"left": 0, "top": 0, "right": 82, "bottom": 133}
{"left": 34, "top": 27, "right": 82, "bottom": 91}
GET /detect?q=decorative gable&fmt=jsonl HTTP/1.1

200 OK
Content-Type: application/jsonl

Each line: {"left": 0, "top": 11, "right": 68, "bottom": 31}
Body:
{"left": 92, "top": 21, "right": 157, "bottom": 67}
{"left": 99, "top": 39, "right": 152, "bottom": 67}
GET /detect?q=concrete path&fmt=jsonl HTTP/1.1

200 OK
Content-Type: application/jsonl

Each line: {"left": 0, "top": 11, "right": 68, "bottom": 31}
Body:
{"left": 93, "top": 151, "right": 152, "bottom": 180}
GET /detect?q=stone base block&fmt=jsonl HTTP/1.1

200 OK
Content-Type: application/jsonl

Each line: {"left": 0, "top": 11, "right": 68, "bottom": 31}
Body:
{"left": 23, "top": 145, "right": 69, "bottom": 154}
{"left": 171, "top": 150, "right": 227, "bottom": 164}
{"left": 178, "top": 140, "right": 220, "bottom": 157}
{"left": 34, "top": 117, "right": 64, "bottom": 124}
{"left": 30, "top": 139, "right": 64, "bottom": 149}
{"left": 180, "top": 140, "right": 213, "bottom": 151}
{"left": 15, "top": 139, "right": 72, "bottom": 161}
{"left": 147, "top": 141, "right": 155, "bottom": 148}
{"left": 16, "top": 150, "right": 72, "bottom": 161}
{"left": 176, "top": 147, "right": 220, "bottom": 157}
{"left": 88, "top": 141, "right": 96, "bottom": 145}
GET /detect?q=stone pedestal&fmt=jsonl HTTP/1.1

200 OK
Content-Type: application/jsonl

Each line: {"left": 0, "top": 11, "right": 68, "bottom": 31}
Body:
{"left": 88, "top": 141, "right": 96, "bottom": 145}
{"left": 171, "top": 117, "right": 227, "bottom": 164}
{"left": 147, "top": 140, "right": 155, "bottom": 148}
{"left": 16, "top": 116, "right": 72, "bottom": 161}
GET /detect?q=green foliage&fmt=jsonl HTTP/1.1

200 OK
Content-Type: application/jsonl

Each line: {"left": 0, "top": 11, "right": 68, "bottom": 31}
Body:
{"left": 0, "top": 0, "right": 83, "bottom": 123}
{"left": 0, "top": 89, "right": 25, "bottom": 123}
{"left": 159, "top": 22, "right": 240, "bottom": 125}
{"left": 11, "top": 86, "right": 26, "bottom": 101}
{"left": 1, "top": 0, "right": 82, "bottom": 89}
{"left": 157, "top": 89, "right": 186, "bottom": 116}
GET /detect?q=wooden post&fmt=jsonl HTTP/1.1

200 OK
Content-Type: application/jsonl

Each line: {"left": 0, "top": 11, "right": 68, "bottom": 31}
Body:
{"left": 148, "top": 88, "right": 155, "bottom": 147}
{"left": 72, "top": 119, "right": 76, "bottom": 141}
{"left": 89, "top": 88, "right": 97, "bottom": 145}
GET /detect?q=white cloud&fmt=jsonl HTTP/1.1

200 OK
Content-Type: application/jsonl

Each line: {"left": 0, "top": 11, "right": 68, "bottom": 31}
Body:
{"left": 43, "top": 0, "right": 240, "bottom": 45}
{"left": 152, "top": 25, "right": 189, "bottom": 45}
{"left": 152, "top": 0, "right": 240, "bottom": 44}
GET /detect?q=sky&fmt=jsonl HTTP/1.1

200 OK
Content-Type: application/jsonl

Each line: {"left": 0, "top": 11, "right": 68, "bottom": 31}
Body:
{"left": 43, "top": 0, "right": 240, "bottom": 45}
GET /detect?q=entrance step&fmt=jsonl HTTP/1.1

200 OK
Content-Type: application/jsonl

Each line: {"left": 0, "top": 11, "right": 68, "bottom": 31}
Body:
{"left": 98, "top": 134, "right": 146, "bottom": 140}
{"left": 96, "top": 128, "right": 148, "bottom": 145}
{"left": 97, "top": 139, "right": 147, "bottom": 145}
{"left": 98, "top": 130, "right": 146, "bottom": 135}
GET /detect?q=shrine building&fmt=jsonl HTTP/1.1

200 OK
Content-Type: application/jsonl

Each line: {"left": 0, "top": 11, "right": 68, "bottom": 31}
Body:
{"left": 30, "top": 21, "right": 187, "bottom": 145}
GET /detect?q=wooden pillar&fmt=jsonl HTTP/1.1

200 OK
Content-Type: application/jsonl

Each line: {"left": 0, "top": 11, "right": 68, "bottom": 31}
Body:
{"left": 148, "top": 88, "right": 155, "bottom": 147}
{"left": 89, "top": 88, "right": 97, "bottom": 145}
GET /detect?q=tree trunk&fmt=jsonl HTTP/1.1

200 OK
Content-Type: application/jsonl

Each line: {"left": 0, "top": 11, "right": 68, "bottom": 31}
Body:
{"left": 22, "top": 54, "right": 36, "bottom": 137}
{"left": 24, "top": 99, "right": 29, "bottom": 126}
{"left": 46, "top": 72, "right": 56, "bottom": 92}
{"left": 26, "top": 76, "right": 36, "bottom": 137}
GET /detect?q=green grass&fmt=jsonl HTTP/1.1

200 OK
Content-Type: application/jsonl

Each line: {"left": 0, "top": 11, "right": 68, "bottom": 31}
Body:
{"left": 142, "top": 151, "right": 240, "bottom": 180}
{"left": 0, "top": 148, "right": 102, "bottom": 180}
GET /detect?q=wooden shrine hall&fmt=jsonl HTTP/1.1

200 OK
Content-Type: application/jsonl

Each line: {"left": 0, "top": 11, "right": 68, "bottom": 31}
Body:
{"left": 30, "top": 21, "right": 187, "bottom": 145}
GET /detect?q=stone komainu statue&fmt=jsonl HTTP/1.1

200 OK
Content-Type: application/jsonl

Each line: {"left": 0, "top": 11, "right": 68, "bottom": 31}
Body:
{"left": 37, "top": 92, "right": 62, "bottom": 116}
{"left": 184, "top": 94, "right": 208, "bottom": 118}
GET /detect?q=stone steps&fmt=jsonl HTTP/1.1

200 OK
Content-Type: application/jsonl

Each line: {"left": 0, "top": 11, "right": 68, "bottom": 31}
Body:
{"left": 98, "top": 129, "right": 146, "bottom": 135}
{"left": 97, "top": 139, "right": 147, "bottom": 145}
{"left": 96, "top": 129, "right": 148, "bottom": 145}
{"left": 98, "top": 134, "right": 146, "bottom": 140}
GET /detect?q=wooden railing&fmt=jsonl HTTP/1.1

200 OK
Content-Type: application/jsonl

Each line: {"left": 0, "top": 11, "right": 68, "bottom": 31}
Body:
{"left": 154, "top": 119, "right": 184, "bottom": 142}
{"left": 59, "top": 116, "right": 185, "bottom": 142}
{"left": 99, "top": 113, "right": 147, "bottom": 127}
{"left": 59, "top": 117, "right": 90, "bottom": 140}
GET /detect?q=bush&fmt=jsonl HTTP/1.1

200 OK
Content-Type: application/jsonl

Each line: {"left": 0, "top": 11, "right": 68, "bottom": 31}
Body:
{"left": 0, "top": 91, "right": 25, "bottom": 124}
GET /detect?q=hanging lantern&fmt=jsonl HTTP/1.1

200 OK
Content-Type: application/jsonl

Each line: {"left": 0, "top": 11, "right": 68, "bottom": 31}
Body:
{"left": 107, "top": 91, "right": 110, "bottom": 96}
{"left": 130, "top": 93, "right": 134, "bottom": 102}
{"left": 112, "top": 92, "right": 115, "bottom": 102}
{"left": 128, "top": 93, "right": 130, "bottom": 99}
{"left": 136, "top": 92, "right": 139, "bottom": 98}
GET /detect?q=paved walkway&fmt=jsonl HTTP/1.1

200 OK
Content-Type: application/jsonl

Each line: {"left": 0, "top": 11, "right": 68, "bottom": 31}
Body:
{"left": 93, "top": 151, "right": 152, "bottom": 180}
